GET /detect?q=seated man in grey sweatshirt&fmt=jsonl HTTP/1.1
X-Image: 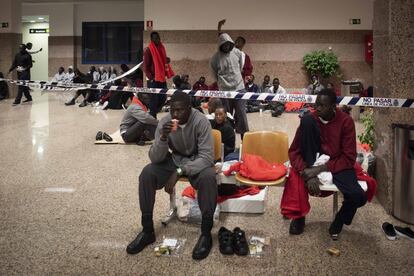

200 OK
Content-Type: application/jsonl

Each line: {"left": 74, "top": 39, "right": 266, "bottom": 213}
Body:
{"left": 120, "top": 93, "right": 158, "bottom": 145}
{"left": 126, "top": 92, "right": 217, "bottom": 261}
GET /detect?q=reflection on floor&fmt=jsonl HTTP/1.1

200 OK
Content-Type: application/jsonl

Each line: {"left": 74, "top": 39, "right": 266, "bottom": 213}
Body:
{"left": 0, "top": 90, "right": 412, "bottom": 275}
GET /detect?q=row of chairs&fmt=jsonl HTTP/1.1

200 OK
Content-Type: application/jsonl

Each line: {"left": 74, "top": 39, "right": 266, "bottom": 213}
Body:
{"left": 162, "top": 130, "right": 366, "bottom": 225}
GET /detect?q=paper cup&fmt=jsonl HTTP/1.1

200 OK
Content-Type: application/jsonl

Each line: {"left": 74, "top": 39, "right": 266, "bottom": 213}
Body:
{"left": 171, "top": 119, "right": 179, "bottom": 132}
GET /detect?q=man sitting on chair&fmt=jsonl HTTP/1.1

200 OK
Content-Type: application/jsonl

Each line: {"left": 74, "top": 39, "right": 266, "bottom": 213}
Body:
{"left": 280, "top": 88, "right": 367, "bottom": 239}
{"left": 126, "top": 92, "right": 217, "bottom": 260}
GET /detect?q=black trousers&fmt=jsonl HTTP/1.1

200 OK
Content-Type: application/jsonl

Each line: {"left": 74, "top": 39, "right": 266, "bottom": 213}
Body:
{"left": 223, "top": 89, "right": 249, "bottom": 135}
{"left": 139, "top": 155, "right": 217, "bottom": 232}
{"left": 300, "top": 115, "right": 367, "bottom": 224}
{"left": 121, "top": 121, "right": 156, "bottom": 143}
{"left": 147, "top": 81, "right": 167, "bottom": 118}
{"left": 15, "top": 71, "right": 32, "bottom": 103}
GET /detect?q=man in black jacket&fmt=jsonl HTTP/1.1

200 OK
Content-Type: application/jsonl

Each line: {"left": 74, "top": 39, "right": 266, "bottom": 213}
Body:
{"left": 8, "top": 44, "right": 33, "bottom": 106}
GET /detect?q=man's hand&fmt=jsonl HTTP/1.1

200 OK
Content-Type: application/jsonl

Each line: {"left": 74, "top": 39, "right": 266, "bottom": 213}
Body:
{"left": 305, "top": 177, "right": 322, "bottom": 196}
{"left": 301, "top": 165, "right": 327, "bottom": 181}
{"left": 218, "top": 19, "right": 226, "bottom": 33}
{"left": 164, "top": 170, "right": 179, "bottom": 194}
{"left": 160, "top": 121, "right": 174, "bottom": 140}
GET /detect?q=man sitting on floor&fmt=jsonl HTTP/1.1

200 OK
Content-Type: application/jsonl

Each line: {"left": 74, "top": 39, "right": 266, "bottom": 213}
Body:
{"left": 120, "top": 93, "right": 158, "bottom": 145}
{"left": 280, "top": 88, "right": 367, "bottom": 239}
{"left": 126, "top": 92, "right": 217, "bottom": 260}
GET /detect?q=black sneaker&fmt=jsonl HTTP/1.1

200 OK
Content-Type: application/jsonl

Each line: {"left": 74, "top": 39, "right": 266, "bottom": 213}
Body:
{"left": 102, "top": 132, "right": 113, "bottom": 142}
{"left": 12, "top": 102, "right": 20, "bottom": 106}
{"left": 394, "top": 226, "right": 414, "bottom": 241}
{"left": 381, "top": 222, "right": 397, "bottom": 241}
{"left": 22, "top": 99, "right": 32, "bottom": 103}
{"left": 95, "top": 131, "right": 103, "bottom": 141}
{"left": 218, "top": 227, "right": 234, "bottom": 255}
{"left": 79, "top": 101, "right": 87, "bottom": 107}
{"left": 329, "top": 214, "right": 344, "bottom": 241}
{"left": 232, "top": 227, "right": 249, "bottom": 256}
{"left": 289, "top": 217, "right": 305, "bottom": 235}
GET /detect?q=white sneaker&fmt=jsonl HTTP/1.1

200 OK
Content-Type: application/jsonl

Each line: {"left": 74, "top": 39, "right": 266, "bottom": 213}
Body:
{"left": 101, "top": 101, "right": 109, "bottom": 110}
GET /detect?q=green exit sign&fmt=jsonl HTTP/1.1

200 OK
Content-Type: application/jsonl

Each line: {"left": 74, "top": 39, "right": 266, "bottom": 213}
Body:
{"left": 349, "top": 18, "right": 361, "bottom": 25}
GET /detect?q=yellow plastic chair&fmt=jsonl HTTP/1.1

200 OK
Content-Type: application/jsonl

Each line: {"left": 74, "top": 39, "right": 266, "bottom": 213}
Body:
{"left": 235, "top": 131, "right": 289, "bottom": 186}
{"left": 162, "top": 129, "right": 223, "bottom": 225}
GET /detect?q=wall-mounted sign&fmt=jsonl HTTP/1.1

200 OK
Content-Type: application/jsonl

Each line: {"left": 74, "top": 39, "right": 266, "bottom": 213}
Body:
{"left": 29, "top": 28, "right": 49, "bottom": 34}
{"left": 1, "top": 22, "right": 9, "bottom": 28}
{"left": 349, "top": 18, "right": 361, "bottom": 25}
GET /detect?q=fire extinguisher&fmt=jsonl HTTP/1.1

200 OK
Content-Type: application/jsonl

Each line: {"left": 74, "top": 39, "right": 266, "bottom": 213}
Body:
{"left": 365, "top": 34, "right": 373, "bottom": 64}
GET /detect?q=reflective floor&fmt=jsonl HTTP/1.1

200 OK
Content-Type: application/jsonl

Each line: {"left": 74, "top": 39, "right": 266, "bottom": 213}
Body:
{"left": 0, "top": 90, "right": 412, "bottom": 275}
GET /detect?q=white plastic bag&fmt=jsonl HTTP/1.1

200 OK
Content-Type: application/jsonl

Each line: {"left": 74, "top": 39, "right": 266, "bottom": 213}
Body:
{"left": 177, "top": 196, "right": 220, "bottom": 224}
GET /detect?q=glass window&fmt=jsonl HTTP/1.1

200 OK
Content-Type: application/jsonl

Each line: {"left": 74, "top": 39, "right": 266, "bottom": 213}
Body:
{"left": 82, "top": 21, "right": 144, "bottom": 64}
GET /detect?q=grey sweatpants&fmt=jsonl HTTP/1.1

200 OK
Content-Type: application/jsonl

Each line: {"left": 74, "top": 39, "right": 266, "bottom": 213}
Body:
{"left": 139, "top": 154, "right": 218, "bottom": 220}
{"left": 121, "top": 121, "right": 156, "bottom": 143}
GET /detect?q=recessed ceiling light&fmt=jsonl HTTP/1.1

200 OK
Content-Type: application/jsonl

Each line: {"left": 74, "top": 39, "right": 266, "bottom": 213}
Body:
{"left": 38, "top": 17, "right": 44, "bottom": 20}
{"left": 30, "top": 20, "right": 35, "bottom": 23}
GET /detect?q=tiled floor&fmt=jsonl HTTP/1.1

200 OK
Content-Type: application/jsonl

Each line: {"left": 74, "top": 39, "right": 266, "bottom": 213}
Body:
{"left": 0, "top": 90, "right": 413, "bottom": 275}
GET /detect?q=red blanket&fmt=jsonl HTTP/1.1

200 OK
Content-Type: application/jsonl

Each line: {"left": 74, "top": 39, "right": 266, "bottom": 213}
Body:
{"left": 182, "top": 185, "right": 261, "bottom": 204}
{"left": 148, "top": 41, "right": 174, "bottom": 82}
{"left": 223, "top": 154, "right": 287, "bottom": 181}
{"left": 280, "top": 163, "right": 377, "bottom": 219}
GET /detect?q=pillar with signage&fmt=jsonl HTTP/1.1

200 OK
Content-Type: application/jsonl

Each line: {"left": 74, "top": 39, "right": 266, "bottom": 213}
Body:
{"left": 0, "top": 0, "right": 22, "bottom": 98}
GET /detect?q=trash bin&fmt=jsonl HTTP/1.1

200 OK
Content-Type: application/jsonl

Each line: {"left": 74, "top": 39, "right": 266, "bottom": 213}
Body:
{"left": 393, "top": 124, "right": 414, "bottom": 224}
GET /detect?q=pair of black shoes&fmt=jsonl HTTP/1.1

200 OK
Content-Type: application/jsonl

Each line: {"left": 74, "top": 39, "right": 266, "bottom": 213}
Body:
{"left": 218, "top": 227, "right": 249, "bottom": 256}
{"left": 96, "top": 131, "right": 113, "bottom": 142}
{"left": 12, "top": 99, "right": 32, "bottom": 106}
{"left": 126, "top": 231, "right": 212, "bottom": 261}
{"left": 289, "top": 215, "right": 343, "bottom": 240}
{"left": 382, "top": 222, "right": 414, "bottom": 241}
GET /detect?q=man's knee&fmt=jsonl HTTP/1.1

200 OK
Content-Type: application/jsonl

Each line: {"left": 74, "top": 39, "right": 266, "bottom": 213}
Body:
{"left": 139, "top": 164, "right": 155, "bottom": 184}
{"left": 192, "top": 168, "right": 217, "bottom": 191}
{"left": 346, "top": 188, "right": 367, "bottom": 208}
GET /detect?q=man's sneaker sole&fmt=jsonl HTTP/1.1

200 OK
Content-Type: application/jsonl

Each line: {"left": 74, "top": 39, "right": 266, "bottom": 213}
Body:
{"left": 395, "top": 228, "right": 414, "bottom": 241}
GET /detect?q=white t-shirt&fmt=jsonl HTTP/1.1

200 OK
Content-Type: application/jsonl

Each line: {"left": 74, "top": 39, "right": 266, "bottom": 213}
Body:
{"left": 269, "top": 85, "right": 286, "bottom": 95}
{"left": 52, "top": 72, "right": 66, "bottom": 82}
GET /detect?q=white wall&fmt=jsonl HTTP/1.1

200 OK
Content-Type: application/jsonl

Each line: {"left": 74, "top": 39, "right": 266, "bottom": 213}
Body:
{"left": 0, "top": 0, "right": 22, "bottom": 33}
{"left": 22, "top": 22, "right": 49, "bottom": 81}
{"left": 22, "top": 1, "right": 144, "bottom": 36}
{"left": 74, "top": 1, "right": 144, "bottom": 35}
{"left": 145, "top": 0, "right": 374, "bottom": 30}
{"left": 22, "top": 3, "right": 74, "bottom": 36}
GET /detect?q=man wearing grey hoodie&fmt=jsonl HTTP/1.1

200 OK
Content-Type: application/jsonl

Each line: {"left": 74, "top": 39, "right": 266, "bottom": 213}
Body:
{"left": 126, "top": 92, "right": 217, "bottom": 261}
{"left": 210, "top": 20, "right": 249, "bottom": 139}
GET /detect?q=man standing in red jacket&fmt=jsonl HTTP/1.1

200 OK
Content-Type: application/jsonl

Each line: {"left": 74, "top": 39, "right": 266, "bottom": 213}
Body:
{"left": 280, "top": 89, "right": 367, "bottom": 240}
{"left": 143, "top": 31, "right": 174, "bottom": 118}
{"left": 234, "top": 36, "right": 253, "bottom": 81}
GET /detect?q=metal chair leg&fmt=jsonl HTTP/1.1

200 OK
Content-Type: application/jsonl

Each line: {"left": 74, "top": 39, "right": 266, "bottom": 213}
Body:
{"left": 333, "top": 192, "right": 338, "bottom": 219}
{"left": 161, "top": 188, "right": 177, "bottom": 226}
